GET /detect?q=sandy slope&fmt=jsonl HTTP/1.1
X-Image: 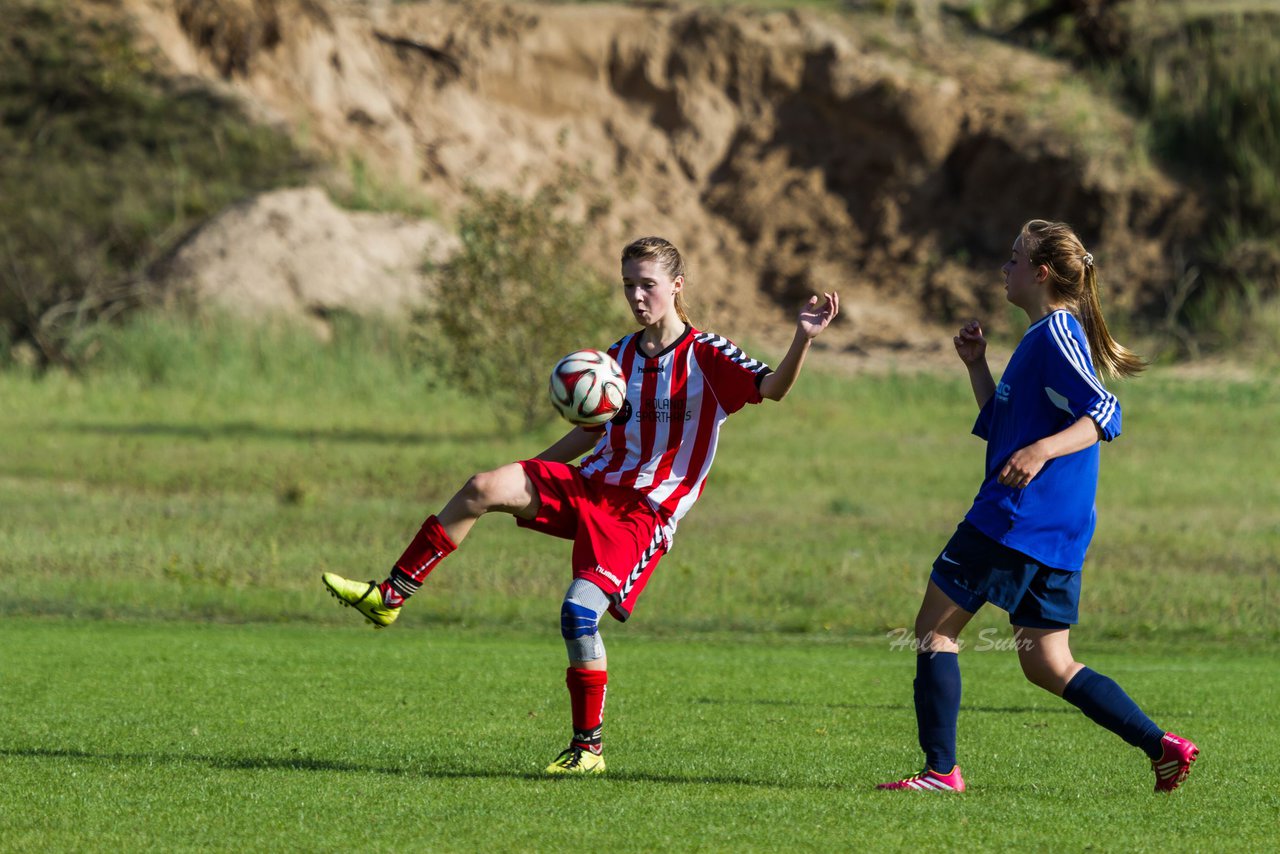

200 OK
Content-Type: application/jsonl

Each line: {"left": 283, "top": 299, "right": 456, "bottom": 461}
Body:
{"left": 123, "top": 0, "right": 1203, "bottom": 359}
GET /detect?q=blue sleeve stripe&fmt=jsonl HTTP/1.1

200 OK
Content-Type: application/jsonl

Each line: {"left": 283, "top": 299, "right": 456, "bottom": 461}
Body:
{"left": 1048, "top": 313, "right": 1117, "bottom": 429}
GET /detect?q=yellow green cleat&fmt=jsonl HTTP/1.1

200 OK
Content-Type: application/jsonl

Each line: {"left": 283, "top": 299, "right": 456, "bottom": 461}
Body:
{"left": 321, "top": 572, "right": 400, "bottom": 628}
{"left": 545, "top": 745, "right": 606, "bottom": 775}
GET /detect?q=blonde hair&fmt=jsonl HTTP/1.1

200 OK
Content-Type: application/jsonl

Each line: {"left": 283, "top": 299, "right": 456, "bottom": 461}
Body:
{"left": 1020, "top": 219, "right": 1145, "bottom": 379}
{"left": 621, "top": 236, "right": 692, "bottom": 324}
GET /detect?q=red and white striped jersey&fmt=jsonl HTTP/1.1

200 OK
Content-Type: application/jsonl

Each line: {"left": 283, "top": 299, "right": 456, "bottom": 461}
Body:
{"left": 577, "top": 325, "right": 772, "bottom": 546}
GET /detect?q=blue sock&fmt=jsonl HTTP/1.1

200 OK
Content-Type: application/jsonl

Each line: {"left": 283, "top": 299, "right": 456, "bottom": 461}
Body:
{"left": 1063, "top": 667, "right": 1165, "bottom": 759}
{"left": 914, "top": 652, "right": 961, "bottom": 773}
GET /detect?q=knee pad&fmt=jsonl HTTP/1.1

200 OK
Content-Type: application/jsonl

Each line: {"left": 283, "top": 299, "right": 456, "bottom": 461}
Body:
{"left": 560, "top": 600, "right": 601, "bottom": 642}
{"left": 561, "top": 580, "right": 609, "bottom": 662}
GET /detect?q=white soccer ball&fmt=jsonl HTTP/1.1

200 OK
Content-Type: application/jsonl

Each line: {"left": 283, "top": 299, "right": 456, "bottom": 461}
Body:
{"left": 549, "top": 349, "right": 626, "bottom": 426}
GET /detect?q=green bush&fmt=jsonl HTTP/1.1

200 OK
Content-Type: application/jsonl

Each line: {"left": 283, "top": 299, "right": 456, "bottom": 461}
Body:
{"left": 951, "top": 0, "right": 1280, "bottom": 350}
{"left": 327, "top": 154, "right": 438, "bottom": 219}
{"left": 1117, "top": 4, "right": 1280, "bottom": 349}
{"left": 1120, "top": 6, "right": 1280, "bottom": 230}
{"left": 0, "top": 0, "right": 311, "bottom": 366}
{"left": 953, "top": 1, "right": 1279, "bottom": 227}
{"left": 426, "top": 180, "right": 629, "bottom": 430}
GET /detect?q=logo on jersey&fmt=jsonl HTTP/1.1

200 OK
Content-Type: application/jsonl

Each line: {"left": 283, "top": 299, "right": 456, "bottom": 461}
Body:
{"left": 996, "top": 382, "right": 1012, "bottom": 403}
{"left": 638, "top": 398, "right": 691, "bottom": 423}
{"left": 610, "top": 400, "right": 633, "bottom": 425}
{"left": 1044, "top": 386, "right": 1073, "bottom": 415}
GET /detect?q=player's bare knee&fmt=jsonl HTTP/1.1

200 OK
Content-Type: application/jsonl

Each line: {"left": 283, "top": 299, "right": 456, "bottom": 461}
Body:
{"left": 462, "top": 466, "right": 519, "bottom": 513}
{"left": 921, "top": 634, "right": 960, "bottom": 655}
{"left": 1021, "top": 663, "right": 1052, "bottom": 691}
{"left": 455, "top": 473, "right": 491, "bottom": 513}
{"left": 1019, "top": 656, "right": 1061, "bottom": 692}
{"left": 915, "top": 620, "right": 956, "bottom": 652}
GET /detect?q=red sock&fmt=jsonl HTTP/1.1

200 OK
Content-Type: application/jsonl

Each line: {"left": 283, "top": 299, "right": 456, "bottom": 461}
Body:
{"left": 380, "top": 515, "right": 456, "bottom": 605}
{"left": 566, "top": 667, "right": 608, "bottom": 753}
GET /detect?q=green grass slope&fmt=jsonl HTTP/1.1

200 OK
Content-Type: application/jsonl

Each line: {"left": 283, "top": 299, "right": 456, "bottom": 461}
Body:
{"left": 1, "top": 315, "right": 1276, "bottom": 639}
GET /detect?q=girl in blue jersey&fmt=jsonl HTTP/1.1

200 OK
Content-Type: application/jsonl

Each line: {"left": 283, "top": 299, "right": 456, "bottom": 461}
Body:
{"left": 877, "top": 219, "right": 1198, "bottom": 793}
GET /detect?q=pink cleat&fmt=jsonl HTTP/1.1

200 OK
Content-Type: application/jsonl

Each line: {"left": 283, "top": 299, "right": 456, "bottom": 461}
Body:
{"left": 877, "top": 765, "right": 966, "bottom": 792}
{"left": 1152, "top": 732, "right": 1198, "bottom": 792}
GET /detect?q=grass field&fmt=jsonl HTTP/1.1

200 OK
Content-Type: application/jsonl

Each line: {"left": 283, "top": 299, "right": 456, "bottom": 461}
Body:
{"left": 1, "top": 621, "right": 1275, "bottom": 851}
{"left": 0, "top": 317, "right": 1277, "bottom": 849}
{"left": 1, "top": 317, "right": 1276, "bottom": 638}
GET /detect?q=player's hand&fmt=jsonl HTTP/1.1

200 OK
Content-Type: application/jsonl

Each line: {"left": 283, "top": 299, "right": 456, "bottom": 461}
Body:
{"left": 998, "top": 444, "right": 1048, "bottom": 489}
{"left": 953, "top": 319, "right": 987, "bottom": 365}
{"left": 798, "top": 292, "right": 839, "bottom": 339}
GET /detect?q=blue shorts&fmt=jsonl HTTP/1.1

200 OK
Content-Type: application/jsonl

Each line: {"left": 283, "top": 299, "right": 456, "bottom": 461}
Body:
{"left": 930, "top": 521, "right": 1081, "bottom": 629}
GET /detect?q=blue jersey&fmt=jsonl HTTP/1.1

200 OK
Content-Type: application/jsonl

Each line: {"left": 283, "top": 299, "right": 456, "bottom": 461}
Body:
{"left": 965, "top": 310, "right": 1121, "bottom": 571}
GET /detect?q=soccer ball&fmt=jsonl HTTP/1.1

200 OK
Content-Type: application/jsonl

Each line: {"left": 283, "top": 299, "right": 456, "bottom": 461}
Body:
{"left": 549, "top": 349, "right": 626, "bottom": 426}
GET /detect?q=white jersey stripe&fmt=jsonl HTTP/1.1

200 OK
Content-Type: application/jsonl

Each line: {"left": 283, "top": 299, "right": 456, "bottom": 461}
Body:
{"left": 644, "top": 350, "right": 703, "bottom": 508}
{"left": 661, "top": 363, "right": 724, "bottom": 513}
{"left": 1054, "top": 313, "right": 1126, "bottom": 430}
{"left": 576, "top": 327, "right": 768, "bottom": 546}
{"left": 1047, "top": 312, "right": 1116, "bottom": 429}
{"left": 1054, "top": 311, "right": 1105, "bottom": 391}
{"left": 582, "top": 335, "right": 641, "bottom": 480}
{"left": 633, "top": 353, "right": 673, "bottom": 490}
{"left": 1049, "top": 313, "right": 1104, "bottom": 394}
{"left": 1049, "top": 313, "right": 1109, "bottom": 398}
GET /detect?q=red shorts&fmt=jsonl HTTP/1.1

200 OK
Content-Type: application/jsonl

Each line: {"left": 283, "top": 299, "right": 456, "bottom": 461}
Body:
{"left": 516, "top": 459, "right": 668, "bottom": 622}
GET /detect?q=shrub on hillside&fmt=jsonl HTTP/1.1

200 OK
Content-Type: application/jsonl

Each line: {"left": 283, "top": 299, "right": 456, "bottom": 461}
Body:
{"left": 956, "top": 0, "right": 1280, "bottom": 351}
{"left": 425, "top": 180, "right": 627, "bottom": 431}
{"left": 959, "top": 1, "right": 1278, "bottom": 226}
{"left": 0, "top": 0, "right": 311, "bottom": 367}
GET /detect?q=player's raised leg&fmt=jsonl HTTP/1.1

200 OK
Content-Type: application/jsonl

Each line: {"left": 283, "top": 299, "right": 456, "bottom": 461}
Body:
{"left": 1017, "top": 627, "right": 1199, "bottom": 792}
{"left": 322, "top": 463, "right": 539, "bottom": 628}
{"left": 878, "top": 580, "right": 975, "bottom": 792}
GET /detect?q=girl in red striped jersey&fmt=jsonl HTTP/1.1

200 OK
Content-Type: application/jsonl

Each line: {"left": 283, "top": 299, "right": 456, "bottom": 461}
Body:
{"left": 323, "top": 235, "right": 838, "bottom": 774}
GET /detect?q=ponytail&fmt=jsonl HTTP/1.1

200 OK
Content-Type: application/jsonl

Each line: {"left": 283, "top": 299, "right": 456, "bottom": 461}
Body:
{"left": 1078, "top": 263, "right": 1145, "bottom": 379}
{"left": 1020, "top": 219, "right": 1146, "bottom": 380}
{"left": 674, "top": 291, "right": 691, "bottom": 325}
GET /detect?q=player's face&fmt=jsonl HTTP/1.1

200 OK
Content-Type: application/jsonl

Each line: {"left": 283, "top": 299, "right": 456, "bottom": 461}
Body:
{"left": 1001, "top": 234, "right": 1045, "bottom": 314}
{"left": 622, "top": 257, "right": 683, "bottom": 327}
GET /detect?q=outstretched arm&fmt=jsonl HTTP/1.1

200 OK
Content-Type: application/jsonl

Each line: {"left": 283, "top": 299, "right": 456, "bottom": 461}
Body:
{"left": 759, "top": 292, "right": 840, "bottom": 401}
{"left": 536, "top": 427, "right": 601, "bottom": 463}
{"left": 955, "top": 320, "right": 996, "bottom": 408}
